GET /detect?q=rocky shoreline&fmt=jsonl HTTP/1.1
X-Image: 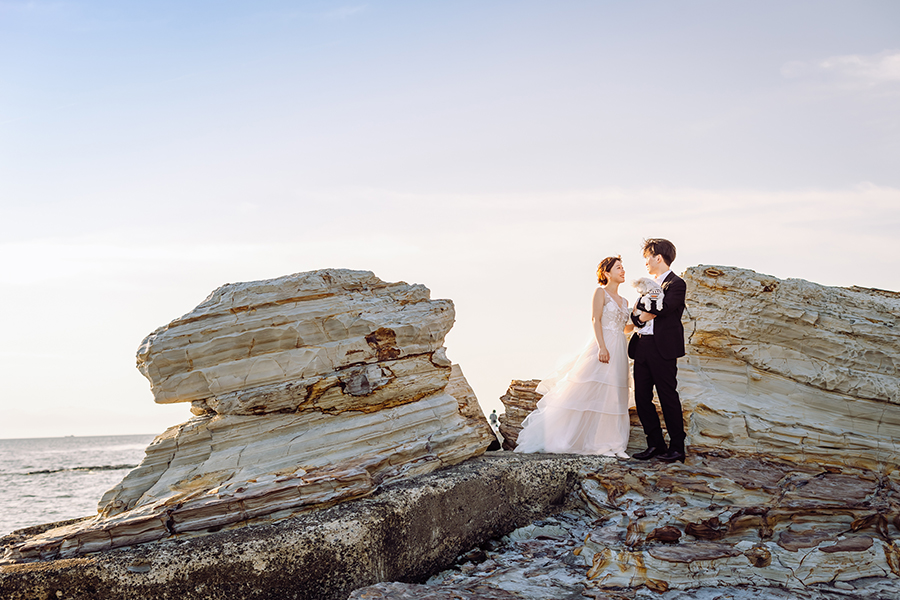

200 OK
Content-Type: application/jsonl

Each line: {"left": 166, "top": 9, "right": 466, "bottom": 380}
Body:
{"left": 0, "top": 453, "right": 608, "bottom": 600}
{"left": 2, "top": 265, "right": 899, "bottom": 599}
{"left": 6, "top": 448, "right": 899, "bottom": 600}
{"left": 348, "top": 448, "right": 900, "bottom": 599}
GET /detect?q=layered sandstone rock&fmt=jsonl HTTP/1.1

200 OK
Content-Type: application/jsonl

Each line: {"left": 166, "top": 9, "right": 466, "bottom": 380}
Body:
{"left": 492, "top": 265, "right": 900, "bottom": 593}
{"left": 680, "top": 265, "right": 900, "bottom": 470}
{"left": 500, "top": 265, "right": 900, "bottom": 469}
{"left": 497, "top": 380, "right": 542, "bottom": 450}
{"left": 353, "top": 452, "right": 898, "bottom": 600}
{"left": 0, "top": 454, "right": 605, "bottom": 600}
{"left": 1, "top": 269, "right": 494, "bottom": 564}
{"left": 578, "top": 450, "right": 900, "bottom": 592}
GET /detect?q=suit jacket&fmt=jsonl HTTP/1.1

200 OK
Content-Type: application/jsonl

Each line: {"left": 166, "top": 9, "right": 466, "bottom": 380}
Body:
{"left": 627, "top": 271, "right": 686, "bottom": 361}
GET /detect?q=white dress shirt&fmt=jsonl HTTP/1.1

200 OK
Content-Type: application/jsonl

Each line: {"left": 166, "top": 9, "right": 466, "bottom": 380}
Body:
{"left": 636, "top": 269, "right": 671, "bottom": 335}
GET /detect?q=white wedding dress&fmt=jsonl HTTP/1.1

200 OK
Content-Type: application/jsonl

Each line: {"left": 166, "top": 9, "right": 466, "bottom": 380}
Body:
{"left": 514, "top": 289, "right": 631, "bottom": 456}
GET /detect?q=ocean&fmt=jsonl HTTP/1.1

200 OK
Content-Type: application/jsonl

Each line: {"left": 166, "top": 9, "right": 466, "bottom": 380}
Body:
{"left": 0, "top": 434, "right": 156, "bottom": 536}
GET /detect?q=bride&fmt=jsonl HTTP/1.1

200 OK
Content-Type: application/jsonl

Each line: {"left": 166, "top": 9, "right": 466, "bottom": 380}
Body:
{"left": 514, "top": 256, "right": 635, "bottom": 457}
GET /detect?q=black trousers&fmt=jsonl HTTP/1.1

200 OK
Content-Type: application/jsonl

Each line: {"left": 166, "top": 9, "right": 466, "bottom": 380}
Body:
{"left": 632, "top": 334, "right": 685, "bottom": 453}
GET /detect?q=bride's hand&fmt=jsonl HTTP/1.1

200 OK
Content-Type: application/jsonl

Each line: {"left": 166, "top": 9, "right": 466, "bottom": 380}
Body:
{"left": 598, "top": 348, "right": 610, "bottom": 363}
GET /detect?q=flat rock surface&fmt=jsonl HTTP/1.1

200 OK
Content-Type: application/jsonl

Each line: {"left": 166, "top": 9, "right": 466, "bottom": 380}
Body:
{"left": 0, "top": 453, "right": 609, "bottom": 600}
{"left": 577, "top": 450, "right": 900, "bottom": 590}
{"left": 350, "top": 450, "right": 900, "bottom": 599}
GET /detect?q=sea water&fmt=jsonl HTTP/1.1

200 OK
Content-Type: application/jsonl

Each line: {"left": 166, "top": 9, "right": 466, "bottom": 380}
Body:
{"left": 0, "top": 434, "right": 156, "bottom": 536}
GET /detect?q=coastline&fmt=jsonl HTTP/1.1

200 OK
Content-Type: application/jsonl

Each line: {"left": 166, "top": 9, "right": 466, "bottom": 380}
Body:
{"left": 0, "top": 453, "right": 607, "bottom": 600}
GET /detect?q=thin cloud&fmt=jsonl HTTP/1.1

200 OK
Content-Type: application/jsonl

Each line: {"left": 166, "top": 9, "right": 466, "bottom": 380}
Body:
{"left": 0, "top": 1, "right": 67, "bottom": 15}
{"left": 322, "top": 5, "right": 366, "bottom": 20}
{"left": 782, "top": 50, "right": 900, "bottom": 89}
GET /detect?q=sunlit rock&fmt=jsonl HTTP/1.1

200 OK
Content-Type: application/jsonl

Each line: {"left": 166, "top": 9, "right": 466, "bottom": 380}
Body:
{"left": 0, "top": 454, "right": 607, "bottom": 600}
{"left": 501, "top": 265, "right": 900, "bottom": 468}
{"left": 497, "top": 380, "right": 541, "bottom": 450}
{"left": 1, "top": 269, "right": 494, "bottom": 563}
{"left": 680, "top": 265, "right": 900, "bottom": 470}
{"left": 495, "top": 265, "right": 900, "bottom": 592}
{"left": 575, "top": 265, "right": 900, "bottom": 591}
{"left": 577, "top": 451, "right": 900, "bottom": 591}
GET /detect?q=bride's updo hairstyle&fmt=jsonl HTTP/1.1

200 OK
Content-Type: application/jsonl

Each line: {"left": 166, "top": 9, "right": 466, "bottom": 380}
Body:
{"left": 596, "top": 255, "right": 622, "bottom": 285}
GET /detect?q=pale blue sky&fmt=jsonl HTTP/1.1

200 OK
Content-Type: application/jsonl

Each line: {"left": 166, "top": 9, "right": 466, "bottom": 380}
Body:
{"left": 1, "top": 1, "right": 898, "bottom": 438}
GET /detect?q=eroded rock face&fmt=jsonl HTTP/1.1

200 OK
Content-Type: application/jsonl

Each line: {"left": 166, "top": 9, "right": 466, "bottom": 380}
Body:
{"left": 490, "top": 266, "right": 900, "bottom": 593}
{"left": 0, "top": 454, "right": 607, "bottom": 600}
{"left": 1, "top": 269, "right": 494, "bottom": 564}
{"left": 680, "top": 265, "right": 900, "bottom": 470}
{"left": 501, "top": 266, "right": 900, "bottom": 469}
{"left": 497, "top": 380, "right": 541, "bottom": 450}
{"left": 578, "top": 451, "right": 900, "bottom": 591}
{"left": 350, "top": 451, "right": 900, "bottom": 599}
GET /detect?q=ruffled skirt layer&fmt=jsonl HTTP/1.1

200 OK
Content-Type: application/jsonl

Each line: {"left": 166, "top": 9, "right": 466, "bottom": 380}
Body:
{"left": 515, "top": 332, "right": 630, "bottom": 455}
{"left": 514, "top": 379, "right": 629, "bottom": 455}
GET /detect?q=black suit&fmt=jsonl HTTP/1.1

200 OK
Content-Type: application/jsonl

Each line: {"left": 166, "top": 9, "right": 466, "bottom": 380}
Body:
{"left": 627, "top": 272, "right": 686, "bottom": 453}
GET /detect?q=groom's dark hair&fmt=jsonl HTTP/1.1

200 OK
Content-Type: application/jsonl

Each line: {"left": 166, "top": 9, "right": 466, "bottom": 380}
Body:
{"left": 642, "top": 238, "right": 676, "bottom": 266}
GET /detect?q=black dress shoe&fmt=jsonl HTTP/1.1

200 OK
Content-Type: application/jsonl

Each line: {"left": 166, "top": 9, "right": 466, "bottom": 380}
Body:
{"left": 633, "top": 446, "right": 666, "bottom": 460}
{"left": 658, "top": 449, "right": 686, "bottom": 463}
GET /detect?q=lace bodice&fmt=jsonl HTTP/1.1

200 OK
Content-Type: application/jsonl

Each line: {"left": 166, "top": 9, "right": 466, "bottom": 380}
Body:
{"left": 601, "top": 290, "right": 630, "bottom": 332}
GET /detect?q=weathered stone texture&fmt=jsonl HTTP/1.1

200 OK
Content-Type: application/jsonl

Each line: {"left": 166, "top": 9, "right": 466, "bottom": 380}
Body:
{"left": 1, "top": 269, "right": 495, "bottom": 565}
{"left": 680, "top": 265, "right": 900, "bottom": 470}
{"left": 487, "top": 266, "right": 900, "bottom": 593}
{"left": 348, "top": 582, "right": 521, "bottom": 599}
{"left": 352, "top": 451, "right": 900, "bottom": 599}
{"left": 497, "top": 380, "right": 541, "bottom": 450}
{"left": 0, "top": 454, "right": 607, "bottom": 600}
{"left": 578, "top": 450, "right": 900, "bottom": 591}
{"left": 501, "top": 266, "right": 900, "bottom": 468}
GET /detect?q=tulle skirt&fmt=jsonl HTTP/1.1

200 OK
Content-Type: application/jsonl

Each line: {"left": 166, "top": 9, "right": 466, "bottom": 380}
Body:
{"left": 515, "top": 330, "right": 630, "bottom": 455}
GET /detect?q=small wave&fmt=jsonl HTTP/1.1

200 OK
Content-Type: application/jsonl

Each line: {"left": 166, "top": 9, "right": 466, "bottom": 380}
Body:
{"left": 24, "top": 464, "right": 137, "bottom": 475}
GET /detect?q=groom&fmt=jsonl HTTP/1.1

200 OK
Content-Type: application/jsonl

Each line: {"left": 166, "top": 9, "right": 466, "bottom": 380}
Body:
{"left": 628, "top": 238, "right": 687, "bottom": 463}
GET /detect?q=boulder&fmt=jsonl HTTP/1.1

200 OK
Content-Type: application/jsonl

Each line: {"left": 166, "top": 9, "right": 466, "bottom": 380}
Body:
{"left": 496, "top": 379, "right": 541, "bottom": 450}
{"left": 680, "top": 265, "right": 900, "bottom": 470}
{"left": 1, "top": 269, "right": 495, "bottom": 564}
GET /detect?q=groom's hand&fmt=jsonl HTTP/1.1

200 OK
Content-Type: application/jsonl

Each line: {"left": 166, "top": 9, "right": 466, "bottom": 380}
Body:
{"left": 630, "top": 311, "right": 644, "bottom": 328}
{"left": 630, "top": 310, "right": 655, "bottom": 328}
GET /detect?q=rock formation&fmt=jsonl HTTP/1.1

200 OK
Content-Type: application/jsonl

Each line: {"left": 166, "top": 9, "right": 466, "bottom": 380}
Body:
{"left": 679, "top": 265, "right": 899, "bottom": 470}
{"left": 490, "top": 265, "right": 900, "bottom": 594}
{"left": 0, "top": 454, "right": 606, "bottom": 600}
{"left": 349, "top": 452, "right": 900, "bottom": 600}
{"left": 496, "top": 380, "right": 541, "bottom": 450}
{"left": 1, "top": 269, "right": 495, "bottom": 564}
{"left": 4, "top": 264, "right": 900, "bottom": 599}
{"left": 501, "top": 265, "right": 900, "bottom": 468}
{"left": 578, "top": 450, "right": 900, "bottom": 592}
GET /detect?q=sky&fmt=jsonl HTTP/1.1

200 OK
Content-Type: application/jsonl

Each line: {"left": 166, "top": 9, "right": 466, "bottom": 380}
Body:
{"left": 1, "top": 1, "right": 898, "bottom": 439}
